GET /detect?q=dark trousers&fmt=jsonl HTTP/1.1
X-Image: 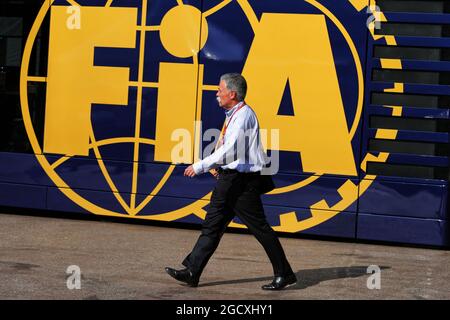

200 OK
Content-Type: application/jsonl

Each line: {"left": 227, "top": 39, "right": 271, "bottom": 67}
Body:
{"left": 182, "top": 170, "right": 294, "bottom": 278}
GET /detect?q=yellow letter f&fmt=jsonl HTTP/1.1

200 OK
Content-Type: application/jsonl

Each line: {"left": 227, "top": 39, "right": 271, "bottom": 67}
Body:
{"left": 43, "top": 6, "right": 137, "bottom": 156}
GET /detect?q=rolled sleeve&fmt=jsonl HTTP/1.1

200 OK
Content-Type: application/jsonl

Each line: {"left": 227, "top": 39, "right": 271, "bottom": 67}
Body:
{"left": 192, "top": 161, "right": 204, "bottom": 175}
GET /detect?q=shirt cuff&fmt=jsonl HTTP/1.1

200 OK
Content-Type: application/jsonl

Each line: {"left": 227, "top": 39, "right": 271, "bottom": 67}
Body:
{"left": 192, "top": 161, "right": 204, "bottom": 175}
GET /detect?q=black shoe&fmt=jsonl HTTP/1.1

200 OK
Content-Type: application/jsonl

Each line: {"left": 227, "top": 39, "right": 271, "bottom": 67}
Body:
{"left": 165, "top": 267, "right": 199, "bottom": 287}
{"left": 261, "top": 273, "right": 297, "bottom": 290}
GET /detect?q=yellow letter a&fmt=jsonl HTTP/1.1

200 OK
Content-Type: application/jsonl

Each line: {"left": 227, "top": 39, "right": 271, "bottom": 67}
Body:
{"left": 243, "top": 13, "right": 357, "bottom": 176}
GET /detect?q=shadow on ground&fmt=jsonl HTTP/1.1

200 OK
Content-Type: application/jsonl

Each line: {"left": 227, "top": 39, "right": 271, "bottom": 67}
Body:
{"left": 199, "top": 266, "right": 390, "bottom": 290}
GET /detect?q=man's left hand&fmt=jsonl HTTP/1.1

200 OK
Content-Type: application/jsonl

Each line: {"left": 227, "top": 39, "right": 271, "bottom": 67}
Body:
{"left": 184, "top": 165, "right": 197, "bottom": 178}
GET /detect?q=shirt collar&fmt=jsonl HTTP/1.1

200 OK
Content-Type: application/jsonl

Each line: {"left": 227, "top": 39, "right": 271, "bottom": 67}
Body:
{"left": 225, "top": 101, "right": 243, "bottom": 117}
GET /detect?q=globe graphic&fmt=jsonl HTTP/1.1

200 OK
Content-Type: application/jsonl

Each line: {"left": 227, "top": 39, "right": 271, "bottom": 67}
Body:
{"left": 20, "top": 0, "right": 391, "bottom": 232}
{"left": 19, "top": 0, "right": 270, "bottom": 224}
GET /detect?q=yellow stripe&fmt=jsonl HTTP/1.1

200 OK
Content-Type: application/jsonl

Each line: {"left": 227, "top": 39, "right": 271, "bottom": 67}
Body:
{"left": 381, "top": 105, "right": 403, "bottom": 117}
{"left": 131, "top": 194, "right": 211, "bottom": 221}
{"left": 202, "top": 85, "right": 218, "bottom": 91}
{"left": 129, "top": 81, "right": 159, "bottom": 88}
{"left": 136, "top": 25, "right": 160, "bottom": 31}
{"left": 105, "top": 0, "right": 113, "bottom": 7}
{"left": 375, "top": 129, "right": 397, "bottom": 140}
{"left": 90, "top": 137, "right": 155, "bottom": 147}
{"left": 390, "top": 106, "right": 403, "bottom": 116}
{"left": 380, "top": 58, "right": 402, "bottom": 69}
{"left": 89, "top": 127, "right": 132, "bottom": 214}
{"left": 384, "top": 82, "right": 403, "bottom": 93}
{"left": 268, "top": 175, "right": 321, "bottom": 195}
{"left": 130, "top": 0, "right": 148, "bottom": 209}
{"left": 360, "top": 152, "right": 390, "bottom": 172}
{"left": 204, "top": 0, "right": 232, "bottom": 18}
{"left": 385, "top": 35, "right": 397, "bottom": 46}
{"left": 50, "top": 155, "right": 72, "bottom": 169}
{"left": 193, "top": 53, "right": 198, "bottom": 65}
{"left": 236, "top": 0, "right": 259, "bottom": 32}
{"left": 27, "top": 76, "right": 46, "bottom": 82}
{"left": 66, "top": 0, "right": 79, "bottom": 6}
{"left": 193, "top": 64, "right": 204, "bottom": 163}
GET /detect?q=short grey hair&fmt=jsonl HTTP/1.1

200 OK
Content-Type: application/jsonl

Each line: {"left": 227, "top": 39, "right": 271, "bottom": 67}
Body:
{"left": 220, "top": 73, "right": 247, "bottom": 101}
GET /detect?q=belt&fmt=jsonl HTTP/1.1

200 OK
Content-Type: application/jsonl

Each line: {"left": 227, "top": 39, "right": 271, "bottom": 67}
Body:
{"left": 217, "top": 168, "right": 260, "bottom": 175}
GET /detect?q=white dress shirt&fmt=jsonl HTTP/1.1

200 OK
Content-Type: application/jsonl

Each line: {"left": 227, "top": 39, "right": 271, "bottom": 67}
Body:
{"left": 192, "top": 102, "right": 268, "bottom": 175}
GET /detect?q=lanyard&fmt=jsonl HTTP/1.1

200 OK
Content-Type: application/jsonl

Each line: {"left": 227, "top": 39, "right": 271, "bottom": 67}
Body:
{"left": 220, "top": 101, "right": 245, "bottom": 144}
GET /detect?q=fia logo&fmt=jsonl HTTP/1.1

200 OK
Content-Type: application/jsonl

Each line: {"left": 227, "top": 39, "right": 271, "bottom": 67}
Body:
{"left": 20, "top": 1, "right": 398, "bottom": 232}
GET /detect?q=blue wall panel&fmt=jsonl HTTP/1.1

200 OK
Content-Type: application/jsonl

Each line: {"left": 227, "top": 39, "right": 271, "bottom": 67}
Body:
{"left": 357, "top": 214, "right": 448, "bottom": 246}
{"left": 0, "top": 182, "right": 47, "bottom": 210}
{"left": 0, "top": 152, "right": 53, "bottom": 186}
{"left": 359, "top": 179, "right": 448, "bottom": 220}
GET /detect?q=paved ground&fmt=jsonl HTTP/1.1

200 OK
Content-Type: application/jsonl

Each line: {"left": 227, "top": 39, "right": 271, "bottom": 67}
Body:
{"left": 0, "top": 211, "right": 449, "bottom": 300}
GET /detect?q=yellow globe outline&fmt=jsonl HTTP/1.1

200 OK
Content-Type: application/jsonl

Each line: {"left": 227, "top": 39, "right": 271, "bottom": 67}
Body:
{"left": 19, "top": 0, "right": 400, "bottom": 231}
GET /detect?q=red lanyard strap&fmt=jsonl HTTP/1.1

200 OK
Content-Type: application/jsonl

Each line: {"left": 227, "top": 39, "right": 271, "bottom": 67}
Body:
{"left": 221, "top": 102, "right": 245, "bottom": 140}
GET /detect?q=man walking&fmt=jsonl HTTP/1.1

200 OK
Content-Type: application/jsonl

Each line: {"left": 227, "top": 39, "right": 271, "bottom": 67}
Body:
{"left": 165, "top": 73, "right": 296, "bottom": 290}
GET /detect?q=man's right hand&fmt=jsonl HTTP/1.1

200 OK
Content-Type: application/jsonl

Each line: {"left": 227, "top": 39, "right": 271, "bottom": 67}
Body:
{"left": 184, "top": 165, "right": 197, "bottom": 178}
